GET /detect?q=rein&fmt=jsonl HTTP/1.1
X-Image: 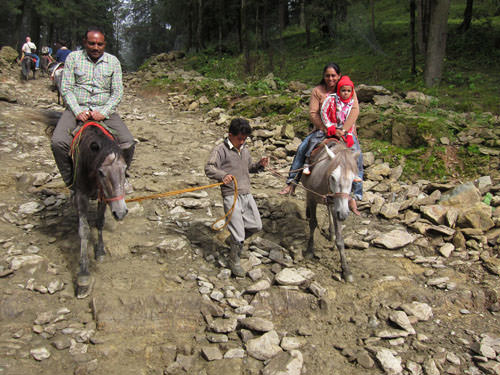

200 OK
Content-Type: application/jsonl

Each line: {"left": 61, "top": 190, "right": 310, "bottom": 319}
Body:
{"left": 70, "top": 121, "right": 115, "bottom": 157}
{"left": 267, "top": 140, "right": 352, "bottom": 203}
{"left": 124, "top": 176, "right": 239, "bottom": 232}
{"left": 69, "top": 120, "right": 117, "bottom": 193}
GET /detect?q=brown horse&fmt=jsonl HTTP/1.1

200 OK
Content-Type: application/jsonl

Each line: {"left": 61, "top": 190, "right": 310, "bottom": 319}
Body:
{"left": 301, "top": 143, "right": 360, "bottom": 282}
{"left": 70, "top": 121, "right": 128, "bottom": 298}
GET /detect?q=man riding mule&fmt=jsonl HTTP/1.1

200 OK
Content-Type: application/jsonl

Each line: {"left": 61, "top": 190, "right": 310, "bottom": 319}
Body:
{"left": 50, "top": 26, "right": 135, "bottom": 190}
{"left": 21, "top": 36, "right": 39, "bottom": 70}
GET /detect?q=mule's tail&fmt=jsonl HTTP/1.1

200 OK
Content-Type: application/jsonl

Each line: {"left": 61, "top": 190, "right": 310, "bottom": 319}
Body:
{"left": 22, "top": 110, "right": 62, "bottom": 137}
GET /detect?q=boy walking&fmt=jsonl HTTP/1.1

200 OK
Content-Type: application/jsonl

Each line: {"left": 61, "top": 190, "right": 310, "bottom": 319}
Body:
{"left": 205, "top": 118, "right": 268, "bottom": 277}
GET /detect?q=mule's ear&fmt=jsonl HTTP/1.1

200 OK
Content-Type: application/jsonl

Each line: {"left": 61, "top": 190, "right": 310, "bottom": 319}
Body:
{"left": 352, "top": 150, "right": 361, "bottom": 162}
{"left": 325, "top": 144, "right": 336, "bottom": 159}
{"left": 90, "top": 142, "right": 100, "bottom": 152}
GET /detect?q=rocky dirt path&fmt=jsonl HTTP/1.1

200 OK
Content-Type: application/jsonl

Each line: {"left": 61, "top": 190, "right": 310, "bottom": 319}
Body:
{"left": 0, "top": 74, "right": 499, "bottom": 375}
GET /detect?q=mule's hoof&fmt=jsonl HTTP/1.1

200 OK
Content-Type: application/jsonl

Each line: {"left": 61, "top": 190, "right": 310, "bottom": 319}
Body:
{"left": 95, "top": 250, "right": 106, "bottom": 262}
{"left": 303, "top": 251, "right": 316, "bottom": 260}
{"left": 344, "top": 273, "right": 354, "bottom": 283}
{"left": 76, "top": 275, "right": 95, "bottom": 299}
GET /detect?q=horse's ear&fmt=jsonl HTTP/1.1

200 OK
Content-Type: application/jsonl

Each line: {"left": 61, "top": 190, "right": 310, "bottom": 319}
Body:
{"left": 90, "top": 142, "right": 101, "bottom": 152}
{"left": 325, "top": 145, "right": 336, "bottom": 159}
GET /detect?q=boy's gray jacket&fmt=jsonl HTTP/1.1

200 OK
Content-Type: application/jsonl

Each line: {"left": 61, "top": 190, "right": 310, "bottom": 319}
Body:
{"left": 205, "top": 138, "right": 264, "bottom": 197}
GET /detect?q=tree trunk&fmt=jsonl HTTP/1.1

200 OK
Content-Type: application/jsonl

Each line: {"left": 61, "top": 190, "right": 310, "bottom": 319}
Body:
{"left": 262, "top": 0, "right": 269, "bottom": 49}
{"left": 255, "top": 3, "right": 260, "bottom": 49}
{"left": 299, "top": 0, "right": 305, "bottom": 28}
{"left": 458, "top": 0, "right": 473, "bottom": 33}
{"left": 416, "top": 0, "right": 431, "bottom": 54}
{"left": 196, "top": 0, "right": 203, "bottom": 51}
{"left": 238, "top": 0, "right": 243, "bottom": 53}
{"left": 370, "top": 0, "right": 375, "bottom": 37}
{"left": 278, "top": 0, "right": 285, "bottom": 71}
{"left": 188, "top": 0, "right": 194, "bottom": 51}
{"left": 305, "top": 2, "right": 311, "bottom": 47}
{"left": 410, "top": 0, "right": 417, "bottom": 75}
{"left": 241, "top": 0, "right": 251, "bottom": 73}
{"left": 424, "top": 0, "right": 450, "bottom": 87}
{"left": 216, "top": 0, "right": 222, "bottom": 54}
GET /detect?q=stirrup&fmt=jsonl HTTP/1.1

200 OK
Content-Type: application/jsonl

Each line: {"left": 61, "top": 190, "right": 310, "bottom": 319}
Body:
{"left": 303, "top": 166, "right": 311, "bottom": 175}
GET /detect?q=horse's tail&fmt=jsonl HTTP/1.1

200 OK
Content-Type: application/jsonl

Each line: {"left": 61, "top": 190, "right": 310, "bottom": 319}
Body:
{"left": 22, "top": 110, "right": 63, "bottom": 137}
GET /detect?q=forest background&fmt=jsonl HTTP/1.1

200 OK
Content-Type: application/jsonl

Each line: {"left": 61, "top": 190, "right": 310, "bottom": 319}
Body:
{"left": 2, "top": 0, "right": 499, "bottom": 114}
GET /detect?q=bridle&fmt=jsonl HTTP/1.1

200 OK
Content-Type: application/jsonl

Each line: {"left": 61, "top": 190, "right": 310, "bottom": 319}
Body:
{"left": 97, "top": 157, "right": 125, "bottom": 204}
{"left": 325, "top": 191, "right": 350, "bottom": 204}
{"left": 98, "top": 189, "right": 124, "bottom": 203}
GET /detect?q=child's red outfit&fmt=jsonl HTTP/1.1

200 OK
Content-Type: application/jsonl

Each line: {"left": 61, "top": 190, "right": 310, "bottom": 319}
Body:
{"left": 320, "top": 75, "right": 356, "bottom": 147}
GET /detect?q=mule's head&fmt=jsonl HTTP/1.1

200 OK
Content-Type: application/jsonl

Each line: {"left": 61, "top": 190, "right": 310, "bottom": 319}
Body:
{"left": 326, "top": 145, "right": 360, "bottom": 221}
{"left": 97, "top": 151, "right": 128, "bottom": 220}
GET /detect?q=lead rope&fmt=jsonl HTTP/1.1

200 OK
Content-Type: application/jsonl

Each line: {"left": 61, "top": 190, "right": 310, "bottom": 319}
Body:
{"left": 125, "top": 176, "right": 238, "bottom": 232}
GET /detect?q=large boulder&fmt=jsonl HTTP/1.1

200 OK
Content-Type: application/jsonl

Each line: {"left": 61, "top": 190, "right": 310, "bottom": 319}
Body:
{"left": 440, "top": 182, "right": 482, "bottom": 207}
{"left": 457, "top": 202, "right": 494, "bottom": 231}
{"left": 405, "top": 91, "right": 435, "bottom": 106}
{"left": 356, "top": 84, "right": 391, "bottom": 102}
{"left": 0, "top": 46, "right": 18, "bottom": 64}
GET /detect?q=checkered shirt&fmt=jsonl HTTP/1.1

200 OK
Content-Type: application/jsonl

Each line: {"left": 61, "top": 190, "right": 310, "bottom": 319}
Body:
{"left": 61, "top": 50, "right": 123, "bottom": 118}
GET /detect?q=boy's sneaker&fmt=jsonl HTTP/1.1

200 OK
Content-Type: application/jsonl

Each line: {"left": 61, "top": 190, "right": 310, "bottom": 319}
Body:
{"left": 303, "top": 165, "right": 311, "bottom": 175}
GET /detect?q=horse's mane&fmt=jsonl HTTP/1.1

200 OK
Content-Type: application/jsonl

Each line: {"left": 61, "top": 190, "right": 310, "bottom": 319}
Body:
{"left": 74, "top": 126, "right": 121, "bottom": 180}
{"left": 321, "top": 143, "right": 358, "bottom": 178}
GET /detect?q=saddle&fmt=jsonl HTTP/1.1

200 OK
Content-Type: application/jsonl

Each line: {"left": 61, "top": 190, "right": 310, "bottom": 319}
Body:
{"left": 310, "top": 137, "right": 342, "bottom": 159}
{"left": 70, "top": 121, "right": 116, "bottom": 158}
{"left": 50, "top": 62, "right": 64, "bottom": 79}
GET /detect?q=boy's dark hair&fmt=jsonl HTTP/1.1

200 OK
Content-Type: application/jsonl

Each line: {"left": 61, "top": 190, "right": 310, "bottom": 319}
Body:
{"left": 229, "top": 118, "right": 252, "bottom": 136}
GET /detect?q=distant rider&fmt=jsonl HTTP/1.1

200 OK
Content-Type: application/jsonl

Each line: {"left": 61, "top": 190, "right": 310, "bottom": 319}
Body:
{"left": 55, "top": 40, "right": 72, "bottom": 63}
{"left": 21, "top": 36, "right": 40, "bottom": 69}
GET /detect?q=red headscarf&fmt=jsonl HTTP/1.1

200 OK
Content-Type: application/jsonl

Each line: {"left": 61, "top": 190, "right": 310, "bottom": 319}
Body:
{"left": 336, "top": 75, "right": 354, "bottom": 104}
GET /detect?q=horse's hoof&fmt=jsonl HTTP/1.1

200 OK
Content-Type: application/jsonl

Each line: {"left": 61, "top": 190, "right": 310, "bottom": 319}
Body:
{"left": 344, "top": 273, "right": 354, "bottom": 283}
{"left": 95, "top": 250, "right": 106, "bottom": 262}
{"left": 76, "top": 275, "right": 95, "bottom": 299}
{"left": 95, "top": 245, "right": 106, "bottom": 262}
{"left": 304, "top": 251, "right": 317, "bottom": 260}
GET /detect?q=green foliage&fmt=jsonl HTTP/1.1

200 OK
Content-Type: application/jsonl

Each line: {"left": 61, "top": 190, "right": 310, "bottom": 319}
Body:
{"left": 175, "top": 0, "right": 500, "bottom": 114}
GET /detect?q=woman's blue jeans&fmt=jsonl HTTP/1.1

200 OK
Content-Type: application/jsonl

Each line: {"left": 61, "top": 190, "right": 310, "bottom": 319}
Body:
{"left": 351, "top": 134, "right": 363, "bottom": 201}
{"left": 286, "top": 132, "right": 364, "bottom": 201}
{"left": 286, "top": 132, "right": 316, "bottom": 185}
{"left": 25, "top": 53, "right": 40, "bottom": 68}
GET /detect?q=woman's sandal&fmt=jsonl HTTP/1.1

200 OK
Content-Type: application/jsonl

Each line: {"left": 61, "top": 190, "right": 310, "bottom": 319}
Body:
{"left": 278, "top": 184, "right": 296, "bottom": 196}
{"left": 348, "top": 198, "right": 361, "bottom": 216}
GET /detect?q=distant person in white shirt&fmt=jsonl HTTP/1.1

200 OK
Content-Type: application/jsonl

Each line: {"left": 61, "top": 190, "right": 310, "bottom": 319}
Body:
{"left": 21, "top": 36, "right": 39, "bottom": 69}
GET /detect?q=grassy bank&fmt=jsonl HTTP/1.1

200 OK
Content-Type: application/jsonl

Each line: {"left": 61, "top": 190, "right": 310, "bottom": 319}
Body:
{"left": 182, "top": 0, "right": 500, "bottom": 114}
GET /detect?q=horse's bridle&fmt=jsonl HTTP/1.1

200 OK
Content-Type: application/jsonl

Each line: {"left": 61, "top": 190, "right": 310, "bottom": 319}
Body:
{"left": 325, "top": 192, "right": 350, "bottom": 204}
{"left": 98, "top": 186, "right": 124, "bottom": 204}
